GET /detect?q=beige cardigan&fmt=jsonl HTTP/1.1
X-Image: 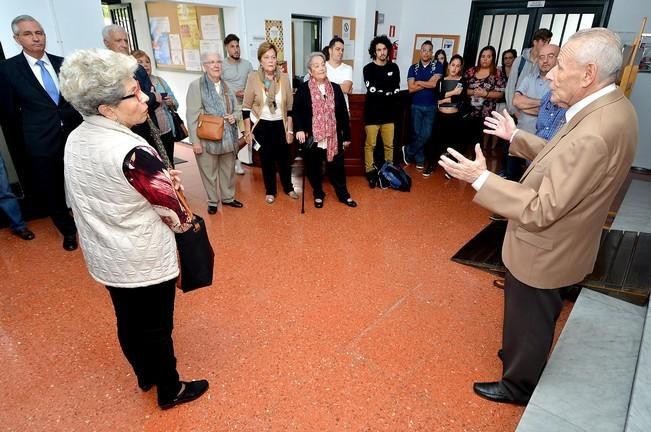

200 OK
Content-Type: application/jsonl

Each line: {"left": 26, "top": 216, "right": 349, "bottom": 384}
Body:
{"left": 241, "top": 71, "right": 293, "bottom": 131}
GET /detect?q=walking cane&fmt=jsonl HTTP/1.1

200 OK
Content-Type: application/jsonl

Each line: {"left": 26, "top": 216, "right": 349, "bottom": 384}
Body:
{"left": 301, "top": 142, "right": 306, "bottom": 214}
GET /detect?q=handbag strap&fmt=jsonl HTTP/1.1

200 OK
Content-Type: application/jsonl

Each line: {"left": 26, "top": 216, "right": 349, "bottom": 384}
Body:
{"left": 175, "top": 189, "right": 200, "bottom": 230}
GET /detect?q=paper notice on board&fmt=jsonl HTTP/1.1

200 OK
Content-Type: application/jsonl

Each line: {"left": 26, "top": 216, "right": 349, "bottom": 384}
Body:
{"left": 171, "top": 50, "right": 183, "bottom": 65}
{"left": 415, "top": 37, "right": 429, "bottom": 49}
{"left": 150, "top": 16, "right": 170, "bottom": 34}
{"left": 200, "top": 15, "right": 221, "bottom": 40}
{"left": 199, "top": 39, "right": 224, "bottom": 58}
{"left": 169, "top": 34, "right": 182, "bottom": 51}
{"left": 343, "top": 42, "right": 354, "bottom": 60}
{"left": 342, "top": 19, "right": 351, "bottom": 41}
{"left": 184, "top": 48, "right": 201, "bottom": 71}
{"left": 443, "top": 38, "right": 455, "bottom": 58}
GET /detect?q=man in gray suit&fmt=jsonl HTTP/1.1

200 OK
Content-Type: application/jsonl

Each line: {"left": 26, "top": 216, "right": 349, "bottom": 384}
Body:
{"left": 439, "top": 28, "right": 638, "bottom": 405}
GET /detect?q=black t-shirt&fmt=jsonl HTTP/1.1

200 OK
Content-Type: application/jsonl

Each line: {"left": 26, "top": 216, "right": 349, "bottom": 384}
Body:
{"left": 363, "top": 61, "right": 401, "bottom": 124}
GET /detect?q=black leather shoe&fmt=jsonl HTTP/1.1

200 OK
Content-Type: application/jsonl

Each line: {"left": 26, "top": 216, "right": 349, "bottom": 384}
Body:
{"left": 13, "top": 228, "right": 35, "bottom": 240}
{"left": 366, "top": 170, "right": 378, "bottom": 189}
{"left": 63, "top": 235, "right": 78, "bottom": 251}
{"left": 158, "top": 380, "right": 209, "bottom": 410}
{"left": 222, "top": 200, "right": 243, "bottom": 208}
{"left": 473, "top": 382, "right": 528, "bottom": 406}
{"left": 314, "top": 199, "right": 324, "bottom": 208}
{"left": 207, "top": 205, "right": 218, "bottom": 214}
{"left": 343, "top": 199, "right": 357, "bottom": 208}
{"left": 138, "top": 377, "right": 153, "bottom": 392}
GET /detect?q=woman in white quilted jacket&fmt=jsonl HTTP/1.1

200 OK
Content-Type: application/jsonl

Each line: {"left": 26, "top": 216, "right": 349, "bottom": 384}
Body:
{"left": 59, "top": 48, "right": 208, "bottom": 410}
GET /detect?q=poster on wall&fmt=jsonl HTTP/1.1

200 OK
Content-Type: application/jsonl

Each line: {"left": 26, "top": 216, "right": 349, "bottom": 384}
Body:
{"left": 169, "top": 34, "right": 183, "bottom": 65}
{"left": 443, "top": 38, "right": 455, "bottom": 60}
{"left": 342, "top": 19, "right": 351, "bottom": 41}
{"left": 178, "top": 5, "right": 201, "bottom": 50}
{"left": 200, "top": 15, "right": 221, "bottom": 40}
{"left": 200, "top": 39, "right": 224, "bottom": 58}
{"left": 264, "top": 19, "right": 285, "bottom": 61}
{"left": 184, "top": 48, "right": 201, "bottom": 71}
{"left": 150, "top": 17, "right": 172, "bottom": 65}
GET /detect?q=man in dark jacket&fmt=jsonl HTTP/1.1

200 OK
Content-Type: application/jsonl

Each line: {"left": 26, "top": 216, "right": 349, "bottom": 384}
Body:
{"left": 0, "top": 15, "right": 81, "bottom": 250}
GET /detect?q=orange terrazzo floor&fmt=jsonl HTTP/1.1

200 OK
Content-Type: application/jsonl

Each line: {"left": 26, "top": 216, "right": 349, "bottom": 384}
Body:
{"left": 0, "top": 143, "right": 571, "bottom": 432}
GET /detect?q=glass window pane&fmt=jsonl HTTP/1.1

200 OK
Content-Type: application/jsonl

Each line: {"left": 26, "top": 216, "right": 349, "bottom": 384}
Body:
{"left": 539, "top": 14, "right": 553, "bottom": 30}
{"left": 550, "top": 14, "right": 566, "bottom": 45}
{"left": 579, "top": 14, "right": 595, "bottom": 30}
{"left": 562, "top": 14, "right": 582, "bottom": 45}
{"left": 501, "top": 14, "right": 518, "bottom": 55}
{"left": 489, "top": 15, "right": 505, "bottom": 51}
{"left": 477, "top": 15, "right": 493, "bottom": 64}
{"left": 512, "top": 14, "right": 529, "bottom": 58}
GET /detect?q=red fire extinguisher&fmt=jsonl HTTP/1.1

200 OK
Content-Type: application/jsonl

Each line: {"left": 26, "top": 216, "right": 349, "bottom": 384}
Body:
{"left": 391, "top": 40, "right": 399, "bottom": 61}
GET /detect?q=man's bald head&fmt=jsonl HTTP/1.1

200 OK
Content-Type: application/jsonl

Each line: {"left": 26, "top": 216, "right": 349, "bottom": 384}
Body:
{"left": 538, "top": 44, "right": 559, "bottom": 75}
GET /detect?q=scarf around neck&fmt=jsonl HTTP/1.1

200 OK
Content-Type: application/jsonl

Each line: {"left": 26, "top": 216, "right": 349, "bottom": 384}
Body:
{"left": 308, "top": 77, "right": 337, "bottom": 161}
{"left": 199, "top": 73, "right": 237, "bottom": 150}
{"left": 257, "top": 66, "right": 282, "bottom": 114}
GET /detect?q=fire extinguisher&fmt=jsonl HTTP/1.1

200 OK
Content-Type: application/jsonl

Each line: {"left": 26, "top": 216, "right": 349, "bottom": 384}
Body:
{"left": 391, "top": 40, "right": 399, "bottom": 61}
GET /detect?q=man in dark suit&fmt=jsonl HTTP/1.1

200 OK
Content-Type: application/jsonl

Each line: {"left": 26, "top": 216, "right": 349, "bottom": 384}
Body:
{"left": 0, "top": 15, "right": 82, "bottom": 250}
{"left": 101, "top": 25, "right": 168, "bottom": 164}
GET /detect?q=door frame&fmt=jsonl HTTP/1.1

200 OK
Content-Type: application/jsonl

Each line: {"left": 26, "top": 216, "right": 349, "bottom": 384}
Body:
{"left": 463, "top": 0, "right": 614, "bottom": 68}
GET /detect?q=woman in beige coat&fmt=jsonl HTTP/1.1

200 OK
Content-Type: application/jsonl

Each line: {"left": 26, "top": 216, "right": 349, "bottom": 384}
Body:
{"left": 242, "top": 42, "right": 298, "bottom": 204}
{"left": 186, "top": 52, "right": 244, "bottom": 214}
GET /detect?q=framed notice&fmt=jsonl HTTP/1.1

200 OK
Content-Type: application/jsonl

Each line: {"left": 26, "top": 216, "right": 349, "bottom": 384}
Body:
{"left": 411, "top": 34, "right": 460, "bottom": 65}
{"left": 145, "top": 1, "right": 225, "bottom": 72}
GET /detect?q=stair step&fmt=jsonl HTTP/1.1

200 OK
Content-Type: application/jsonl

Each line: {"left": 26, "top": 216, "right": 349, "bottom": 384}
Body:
{"left": 516, "top": 290, "right": 646, "bottom": 432}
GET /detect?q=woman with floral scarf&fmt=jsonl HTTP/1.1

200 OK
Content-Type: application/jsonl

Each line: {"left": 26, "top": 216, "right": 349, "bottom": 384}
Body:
{"left": 294, "top": 52, "right": 357, "bottom": 209}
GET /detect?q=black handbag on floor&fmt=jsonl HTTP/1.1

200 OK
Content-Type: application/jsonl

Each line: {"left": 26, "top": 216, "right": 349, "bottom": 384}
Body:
{"left": 170, "top": 109, "right": 188, "bottom": 142}
{"left": 174, "top": 190, "right": 215, "bottom": 292}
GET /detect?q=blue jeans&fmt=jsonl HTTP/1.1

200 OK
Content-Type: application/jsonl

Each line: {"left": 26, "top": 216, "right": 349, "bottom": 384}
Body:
{"left": 407, "top": 104, "right": 436, "bottom": 164}
{"left": 0, "top": 155, "right": 27, "bottom": 232}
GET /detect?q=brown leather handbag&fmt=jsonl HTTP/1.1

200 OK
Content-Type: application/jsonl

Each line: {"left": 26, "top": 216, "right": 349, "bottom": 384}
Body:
{"left": 196, "top": 81, "right": 232, "bottom": 141}
{"left": 197, "top": 114, "right": 224, "bottom": 141}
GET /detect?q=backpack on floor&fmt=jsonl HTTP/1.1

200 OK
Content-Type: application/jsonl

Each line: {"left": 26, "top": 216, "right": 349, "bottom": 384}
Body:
{"left": 378, "top": 162, "right": 411, "bottom": 192}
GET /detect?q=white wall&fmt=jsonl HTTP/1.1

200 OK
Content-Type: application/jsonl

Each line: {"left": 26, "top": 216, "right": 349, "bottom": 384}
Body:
{"left": 129, "top": 0, "right": 354, "bottom": 121}
{"left": 608, "top": 0, "right": 651, "bottom": 169}
{"left": 0, "top": 0, "right": 104, "bottom": 57}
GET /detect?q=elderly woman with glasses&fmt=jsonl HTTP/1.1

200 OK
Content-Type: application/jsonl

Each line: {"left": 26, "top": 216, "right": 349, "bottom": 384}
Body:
{"left": 242, "top": 41, "right": 298, "bottom": 205}
{"left": 186, "top": 51, "right": 243, "bottom": 214}
{"left": 59, "top": 48, "right": 208, "bottom": 410}
{"left": 294, "top": 52, "right": 356, "bottom": 208}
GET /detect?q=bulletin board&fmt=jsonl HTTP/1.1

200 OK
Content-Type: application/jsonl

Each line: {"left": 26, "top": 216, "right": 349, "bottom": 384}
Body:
{"left": 411, "top": 34, "right": 460, "bottom": 64}
{"left": 332, "top": 16, "right": 356, "bottom": 68}
{"left": 145, "top": 1, "right": 225, "bottom": 72}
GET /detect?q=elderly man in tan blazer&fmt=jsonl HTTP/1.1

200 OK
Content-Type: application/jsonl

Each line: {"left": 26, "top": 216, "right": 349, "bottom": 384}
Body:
{"left": 440, "top": 28, "right": 638, "bottom": 405}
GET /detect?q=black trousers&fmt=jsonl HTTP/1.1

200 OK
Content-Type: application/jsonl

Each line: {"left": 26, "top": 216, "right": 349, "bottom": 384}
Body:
{"left": 304, "top": 145, "right": 350, "bottom": 202}
{"left": 29, "top": 155, "right": 76, "bottom": 236}
{"left": 501, "top": 271, "right": 563, "bottom": 400}
{"left": 427, "top": 111, "right": 464, "bottom": 165}
{"left": 255, "top": 119, "right": 293, "bottom": 195}
{"left": 107, "top": 279, "right": 181, "bottom": 400}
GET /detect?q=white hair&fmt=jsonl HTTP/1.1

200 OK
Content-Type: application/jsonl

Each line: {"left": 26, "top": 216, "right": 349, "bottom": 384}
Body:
{"left": 566, "top": 28, "right": 622, "bottom": 83}
{"left": 200, "top": 51, "right": 223, "bottom": 64}
{"left": 102, "top": 24, "right": 127, "bottom": 41}
{"left": 59, "top": 49, "right": 138, "bottom": 116}
{"left": 11, "top": 15, "right": 40, "bottom": 35}
{"left": 306, "top": 51, "right": 326, "bottom": 72}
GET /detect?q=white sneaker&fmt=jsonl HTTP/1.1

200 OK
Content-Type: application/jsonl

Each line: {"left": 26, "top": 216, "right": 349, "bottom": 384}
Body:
{"left": 235, "top": 160, "right": 245, "bottom": 175}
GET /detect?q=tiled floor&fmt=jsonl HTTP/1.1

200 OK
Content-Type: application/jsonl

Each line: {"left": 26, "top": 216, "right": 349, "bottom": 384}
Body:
{"left": 1, "top": 144, "right": 576, "bottom": 431}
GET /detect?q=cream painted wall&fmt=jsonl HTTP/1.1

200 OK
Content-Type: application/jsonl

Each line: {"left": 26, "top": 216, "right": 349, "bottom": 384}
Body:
{"left": 0, "top": 0, "right": 104, "bottom": 57}
{"left": 607, "top": 0, "right": 651, "bottom": 169}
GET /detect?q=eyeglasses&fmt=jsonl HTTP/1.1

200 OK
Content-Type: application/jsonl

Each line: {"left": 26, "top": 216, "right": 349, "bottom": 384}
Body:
{"left": 120, "top": 81, "right": 142, "bottom": 101}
